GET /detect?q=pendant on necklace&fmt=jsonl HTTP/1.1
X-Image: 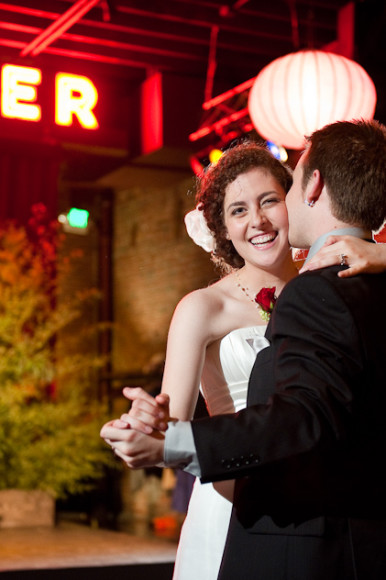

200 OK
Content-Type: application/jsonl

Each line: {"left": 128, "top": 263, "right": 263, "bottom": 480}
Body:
{"left": 235, "top": 270, "right": 277, "bottom": 322}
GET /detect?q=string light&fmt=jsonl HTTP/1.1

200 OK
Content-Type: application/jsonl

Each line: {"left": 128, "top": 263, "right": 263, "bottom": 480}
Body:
{"left": 267, "top": 141, "right": 288, "bottom": 162}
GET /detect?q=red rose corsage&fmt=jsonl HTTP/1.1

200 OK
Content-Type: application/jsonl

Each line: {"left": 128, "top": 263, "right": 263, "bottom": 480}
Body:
{"left": 255, "top": 287, "right": 277, "bottom": 321}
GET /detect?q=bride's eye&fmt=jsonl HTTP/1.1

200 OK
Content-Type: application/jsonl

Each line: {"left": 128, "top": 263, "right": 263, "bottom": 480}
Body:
{"left": 231, "top": 206, "right": 246, "bottom": 216}
{"left": 261, "top": 197, "right": 279, "bottom": 206}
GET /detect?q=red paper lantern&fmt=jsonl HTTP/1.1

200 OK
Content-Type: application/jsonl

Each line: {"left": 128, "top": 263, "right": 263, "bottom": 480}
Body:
{"left": 248, "top": 50, "right": 377, "bottom": 149}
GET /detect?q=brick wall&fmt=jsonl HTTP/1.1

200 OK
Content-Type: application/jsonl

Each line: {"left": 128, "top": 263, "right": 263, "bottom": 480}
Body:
{"left": 112, "top": 170, "right": 217, "bottom": 377}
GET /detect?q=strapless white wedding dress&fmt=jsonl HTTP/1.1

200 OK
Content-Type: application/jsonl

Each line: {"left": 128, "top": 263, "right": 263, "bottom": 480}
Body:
{"left": 173, "top": 326, "right": 269, "bottom": 580}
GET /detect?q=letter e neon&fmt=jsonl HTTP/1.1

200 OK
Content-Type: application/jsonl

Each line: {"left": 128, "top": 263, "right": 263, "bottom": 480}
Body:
{"left": 1, "top": 64, "right": 42, "bottom": 121}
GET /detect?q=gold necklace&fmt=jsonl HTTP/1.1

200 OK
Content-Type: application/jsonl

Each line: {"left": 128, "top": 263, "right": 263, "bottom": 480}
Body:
{"left": 235, "top": 270, "right": 260, "bottom": 308}
{"left": 234, "top": 270, "right": 276, "bottom": 322}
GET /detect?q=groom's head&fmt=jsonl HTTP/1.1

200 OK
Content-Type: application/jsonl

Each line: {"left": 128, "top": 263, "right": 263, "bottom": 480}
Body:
{"left": 286, "top": 119, "right": 386, "bottom": 249}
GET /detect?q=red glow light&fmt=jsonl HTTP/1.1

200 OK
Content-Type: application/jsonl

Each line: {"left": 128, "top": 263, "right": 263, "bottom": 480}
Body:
{"left": 141, "top": 72, "right": 163, "bottom": 154}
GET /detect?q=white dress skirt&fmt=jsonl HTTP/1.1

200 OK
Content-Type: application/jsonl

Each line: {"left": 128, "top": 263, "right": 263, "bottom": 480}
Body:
{"left": 173, "top": 326, "right": 269, "bottom": 580}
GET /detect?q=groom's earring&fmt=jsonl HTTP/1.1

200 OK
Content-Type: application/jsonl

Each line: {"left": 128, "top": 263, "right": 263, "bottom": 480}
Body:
{"left": 304, "top": 199, "right": 315, "bottom": 207}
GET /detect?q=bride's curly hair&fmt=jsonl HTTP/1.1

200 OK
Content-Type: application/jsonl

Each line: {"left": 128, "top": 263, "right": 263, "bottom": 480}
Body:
{"left": 195, "top": 141, "right": 293, "bottom": 271}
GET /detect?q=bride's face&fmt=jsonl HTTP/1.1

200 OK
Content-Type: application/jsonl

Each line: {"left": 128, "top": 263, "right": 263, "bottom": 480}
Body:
{"left": 223, "top": 167, "right": 290, "bottom": 272}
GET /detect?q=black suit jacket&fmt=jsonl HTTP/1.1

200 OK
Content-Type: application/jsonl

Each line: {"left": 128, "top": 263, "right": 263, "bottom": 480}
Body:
{"left": 191, "top": 266, "right": 386, "bottom": 579}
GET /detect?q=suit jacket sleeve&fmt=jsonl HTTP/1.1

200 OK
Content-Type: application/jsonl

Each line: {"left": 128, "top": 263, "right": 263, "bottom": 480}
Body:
{"left": 191, "top": 270, "right": 364, "bottom": 484}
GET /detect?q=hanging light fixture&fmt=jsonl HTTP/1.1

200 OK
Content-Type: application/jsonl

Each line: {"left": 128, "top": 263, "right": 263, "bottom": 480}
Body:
{"left": 248, "top": 50, "right": 377, "bottom": 149}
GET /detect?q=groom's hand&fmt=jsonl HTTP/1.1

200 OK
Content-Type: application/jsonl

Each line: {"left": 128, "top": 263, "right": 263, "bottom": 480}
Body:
{"left": 119, "top": 387, "right": 171, "bottom": 434}
{"left": 100, "top": 420, "right": 165, "bottom": 469}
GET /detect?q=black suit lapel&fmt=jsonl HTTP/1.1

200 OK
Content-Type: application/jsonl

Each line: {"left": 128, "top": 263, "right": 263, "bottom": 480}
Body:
{"left": 247, "top": 322, "right": 275, "bottom": 406}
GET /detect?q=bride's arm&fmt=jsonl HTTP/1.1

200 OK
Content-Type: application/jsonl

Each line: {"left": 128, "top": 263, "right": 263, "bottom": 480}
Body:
{"left": 159, "top": 290, "right": 213, "bottom": 421}
{"left": 115, "top": 289, "right": 215, "bottom": 433}
{"left": 299, "top": 235, "right": 386, "bottom": 278}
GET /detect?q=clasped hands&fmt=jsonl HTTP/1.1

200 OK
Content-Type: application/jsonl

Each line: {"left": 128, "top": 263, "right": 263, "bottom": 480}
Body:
{"left": 100, "top": 387, "right": 171, "bottom": 469}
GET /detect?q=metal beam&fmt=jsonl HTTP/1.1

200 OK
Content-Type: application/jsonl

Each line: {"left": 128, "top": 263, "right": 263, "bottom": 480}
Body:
{"left": 20, "top": 0, "right": 101, "bottom": 57}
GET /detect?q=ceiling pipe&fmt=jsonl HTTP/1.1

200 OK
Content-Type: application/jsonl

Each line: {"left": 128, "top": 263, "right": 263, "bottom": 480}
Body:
{"left": 21, "top": 0, "right": 101, "bottom": 57}
{"left": 204, "top": 24, "right": 219, "bottom": 103}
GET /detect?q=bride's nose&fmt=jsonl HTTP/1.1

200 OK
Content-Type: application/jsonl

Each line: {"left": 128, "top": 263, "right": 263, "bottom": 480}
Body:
{"left": 250, "top": 207, "right": 267, "bottom": 228}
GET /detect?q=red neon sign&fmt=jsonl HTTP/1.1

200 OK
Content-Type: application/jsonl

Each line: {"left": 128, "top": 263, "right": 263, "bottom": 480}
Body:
{"left": 0, "top": 64, "right": 98, "bottom": 130}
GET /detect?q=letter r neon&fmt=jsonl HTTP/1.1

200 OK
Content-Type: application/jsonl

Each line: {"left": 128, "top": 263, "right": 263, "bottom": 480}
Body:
{"left": 55, "top": 73, "right": 98, "bottom": 129}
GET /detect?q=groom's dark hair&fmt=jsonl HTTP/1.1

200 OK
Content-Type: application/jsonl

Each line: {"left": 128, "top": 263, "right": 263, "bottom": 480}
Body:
{"left": 302, "top": 119, "right": 386, "bottom": 231}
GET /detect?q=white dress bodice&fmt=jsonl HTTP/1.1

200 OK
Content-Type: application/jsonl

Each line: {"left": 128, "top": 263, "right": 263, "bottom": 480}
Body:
{"left": 173, "top": 326, "right": 269, "bottom": 580}
{"left": 200, "top": 326, "right": 269, "bottom": 416}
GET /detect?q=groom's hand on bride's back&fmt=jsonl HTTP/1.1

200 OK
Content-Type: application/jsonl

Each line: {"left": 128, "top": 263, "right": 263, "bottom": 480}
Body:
{"left": 120, "top": 387, "right": 171, "bottom": 434}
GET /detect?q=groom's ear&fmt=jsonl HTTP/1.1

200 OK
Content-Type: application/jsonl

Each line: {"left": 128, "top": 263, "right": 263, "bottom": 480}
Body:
{"left": 306, "top": 169, "right": 324, "bottom": 204}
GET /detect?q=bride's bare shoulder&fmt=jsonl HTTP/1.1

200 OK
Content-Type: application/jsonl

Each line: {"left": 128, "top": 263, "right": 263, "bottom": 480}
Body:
{"left": 172, "top": 276, "right": 235, "bottom": 332}
{"left": 176, "top": 279, "right": 226, "bottom": 317}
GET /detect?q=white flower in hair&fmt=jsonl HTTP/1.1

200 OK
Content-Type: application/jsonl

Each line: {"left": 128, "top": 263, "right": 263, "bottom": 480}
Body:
{"left": 184, "top": 206, "right": 216, "bottom": 253}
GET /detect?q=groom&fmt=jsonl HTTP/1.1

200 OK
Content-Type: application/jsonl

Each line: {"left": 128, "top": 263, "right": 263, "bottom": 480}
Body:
{"left": 101, "top": 119, "right": 386, "bottom": 579}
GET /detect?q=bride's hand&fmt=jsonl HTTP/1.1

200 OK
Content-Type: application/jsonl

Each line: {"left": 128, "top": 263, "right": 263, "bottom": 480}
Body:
{"left": 118, "top": 387, "right": 171, "bottom": 434}
{"left": 299, "top": 235, "right": 386, "bottom": 278}
{"left": 100, "top": 419, "right": 165, "bottom": 469}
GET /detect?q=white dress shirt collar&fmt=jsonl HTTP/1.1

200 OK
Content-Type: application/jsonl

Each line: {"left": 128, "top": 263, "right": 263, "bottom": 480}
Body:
{"left": 305, "top": 227, "right": 371, "bottom": 263}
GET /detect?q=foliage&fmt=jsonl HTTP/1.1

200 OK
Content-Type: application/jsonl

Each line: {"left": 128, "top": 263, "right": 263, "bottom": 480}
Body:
{"left": 0, "top": 204, "right": 116, "bottom": 499}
